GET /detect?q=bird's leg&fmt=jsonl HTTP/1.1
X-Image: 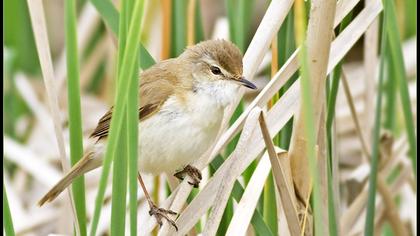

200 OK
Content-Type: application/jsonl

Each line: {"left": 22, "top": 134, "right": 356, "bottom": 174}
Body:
{"left": 137, "top": 172, "right": 178, "bottom": 231}
{"left": 173, "top": 164, "right": 202, "bottom": 188}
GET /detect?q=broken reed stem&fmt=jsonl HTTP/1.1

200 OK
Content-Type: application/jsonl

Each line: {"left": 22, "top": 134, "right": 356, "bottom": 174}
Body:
{"left": 341, "top": 70, "right": 372, "bottom": 160}
{"left": 259, "top": 112, "right": 301, "bottom": 236}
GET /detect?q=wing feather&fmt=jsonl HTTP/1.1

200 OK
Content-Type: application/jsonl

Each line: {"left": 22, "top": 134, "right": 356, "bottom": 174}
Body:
{"left": 90, "top": 60, "right": 188, "bottom": 140}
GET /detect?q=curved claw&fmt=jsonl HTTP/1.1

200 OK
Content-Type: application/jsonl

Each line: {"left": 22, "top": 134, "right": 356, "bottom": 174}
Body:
{"left": 149, "top": 204, "right": 178, "bottom": 231}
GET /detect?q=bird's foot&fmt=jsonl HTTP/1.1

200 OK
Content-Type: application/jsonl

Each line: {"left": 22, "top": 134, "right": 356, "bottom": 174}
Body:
{"left": 149, "top": 203, "right": 178, "bottom": 231}
{"left": 174, "top": 164, "right": 202, "bottom": 188}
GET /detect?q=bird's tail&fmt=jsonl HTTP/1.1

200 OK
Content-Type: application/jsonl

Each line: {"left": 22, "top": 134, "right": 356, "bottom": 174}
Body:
{"left": 38, "top": 151, "right": 101, "bottom": 206}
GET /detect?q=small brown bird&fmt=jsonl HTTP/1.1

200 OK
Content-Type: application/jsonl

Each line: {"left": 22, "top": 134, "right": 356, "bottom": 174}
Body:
{"left": 38, "top": 39, "right": 256, "bottom": 229}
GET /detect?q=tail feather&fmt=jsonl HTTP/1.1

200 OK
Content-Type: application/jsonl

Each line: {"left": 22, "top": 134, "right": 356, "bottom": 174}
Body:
{"left": 38, "top": 152, "right": 101, "bottom": 206}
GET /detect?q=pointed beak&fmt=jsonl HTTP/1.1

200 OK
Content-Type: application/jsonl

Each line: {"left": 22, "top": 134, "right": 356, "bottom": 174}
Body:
{"left": 238, "top": 77, "right": 257, "bottom": 90}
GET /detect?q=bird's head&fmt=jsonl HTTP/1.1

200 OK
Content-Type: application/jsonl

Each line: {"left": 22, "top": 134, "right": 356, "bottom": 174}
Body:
{"left": 181, "top": 39, "right": 257, "bottom": 90}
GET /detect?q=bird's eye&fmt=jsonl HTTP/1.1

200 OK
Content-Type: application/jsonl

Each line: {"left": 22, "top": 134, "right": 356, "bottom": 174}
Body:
{"left": 210, "top": 66, "right": 222, "bottom": 75}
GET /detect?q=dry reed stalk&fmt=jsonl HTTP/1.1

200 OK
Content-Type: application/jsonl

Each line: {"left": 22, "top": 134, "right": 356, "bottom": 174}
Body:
{"left": 340, "top": 185, "right": 369, "bottom": 234}
{"left": 341, "top": 70, "right": 372, "bottom": 159}
{"left": 26, "top": 0, "right": 70, "bottom": 174}
{"left": 269, "top": 36, "right": 278, "bottom": 108}
{"left": 335, "top": 0, "right": 361, "bottom": 26}
{"left": 26, "top": 1, "right": 80, "bottom": 234}
{"left": 259, "top": 113, "right": 301, "bottom": 236}
{"left": 224, "top": 153, "right": 272, "bottom": 236}
{"left": 161, "top": 0, "right": 171, "bottom": 60}
{"left": 288, "top": 0, "right": 336, "bottom": 233}
{"left": 363, "top": 0, "right": 380, "bottom": 156}
{"left": 187, "top": 0, "right": 196, "bottom": 46}
{"left": 277, "top": 187, "right": 292, "bottom": 236}
{"left": 376, "top": 174, "right": 409, "bottom": 235}
{"left": 202, "top": 108, "right": 262, "bottom": 236}
{"left": 336, "top": 110, "right": 368, "bottom": 137}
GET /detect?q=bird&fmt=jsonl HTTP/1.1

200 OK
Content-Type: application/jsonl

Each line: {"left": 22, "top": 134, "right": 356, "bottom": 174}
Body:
{"left": 38, "top": 39, "right": 256, "bottom": 230}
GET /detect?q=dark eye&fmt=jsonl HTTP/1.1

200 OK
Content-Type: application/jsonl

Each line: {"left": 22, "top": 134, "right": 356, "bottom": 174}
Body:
{"left": 210, "top": 66, "right": 222, "bottom": 75}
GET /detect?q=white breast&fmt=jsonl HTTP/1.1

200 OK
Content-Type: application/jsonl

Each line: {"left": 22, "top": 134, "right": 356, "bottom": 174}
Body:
{"left": 137, "top": 81, "right": 238, "bottom": 175}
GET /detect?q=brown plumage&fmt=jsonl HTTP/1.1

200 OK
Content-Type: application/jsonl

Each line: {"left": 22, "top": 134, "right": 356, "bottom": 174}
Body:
{"left": 90, "top": 58, "right": 194, "bottom": 140}
{"left": 183, "top": 39, "right": 243, "bottom": 77}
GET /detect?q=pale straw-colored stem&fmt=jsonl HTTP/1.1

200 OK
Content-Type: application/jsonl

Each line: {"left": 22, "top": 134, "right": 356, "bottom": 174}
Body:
{"left": 288, "top": 3, "right": 336, "bottom": 235}
{"left": 26, "top": 1, "right": 78, "bottom": 234}
{"left": 187, "top": 0, "right": 196, "bottom": 46}
{"left": 363, "top": 0, "right": 380, "bottom": 156}
{"left": 341, "top": 69, "right": 372, "bottom": 159}
{"left": 259, "top": 113, "right": 301, "bottom": 236}
{"left": 161, "top": 0, "right": 172, "bottom": 60}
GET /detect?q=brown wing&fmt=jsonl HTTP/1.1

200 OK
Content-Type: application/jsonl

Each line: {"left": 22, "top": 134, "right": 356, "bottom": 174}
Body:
{"left": 89, "top": 60, "right": 189, "bottom": 140}
{"left": 89, "top": 103, "right": 165, "bottom": 140}
{"left": 89, "top": 108, "right": 113, "bottom": 139}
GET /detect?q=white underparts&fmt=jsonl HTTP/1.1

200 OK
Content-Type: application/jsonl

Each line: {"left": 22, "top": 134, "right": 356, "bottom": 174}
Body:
{"left": 138, "top": 79, "right": 238, "bottom": 174}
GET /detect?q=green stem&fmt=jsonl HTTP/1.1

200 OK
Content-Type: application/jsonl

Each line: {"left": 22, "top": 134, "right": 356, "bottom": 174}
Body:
{"left": 3, "top": 185, "right": 16, "bottom": 236}
{"left": 65, "top": 0, "right": 87, "bottom": 234}
{"left": 364, "top": 7, "right": 387, "bottom": 236}
{"left": 89, "top": 1, "right": 145, "bottom": 235}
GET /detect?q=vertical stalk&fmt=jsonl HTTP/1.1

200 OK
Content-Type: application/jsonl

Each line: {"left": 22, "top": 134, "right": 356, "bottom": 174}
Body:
{"left": 364, "top": 6, "right": 388, "bottom": 235}
{"left": 110, "top": 0, "right": 131, "bottom": 234}
{"left": 384, "top": 0, "right": 417, "bottom": 175}
{"left": 291, "top": 0, "right": 336, "bottom": 235}
{"left": 325, "top": 12, "right": 353, "bottom": 236}
{"left": 65, "top": 0, "right": 87, "bottom": 234}
{"left": 89, "top": 1, "right": 145, "bottom": 235}
{"left": 262, "top": 34, "right": 279, "bottom": 235}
